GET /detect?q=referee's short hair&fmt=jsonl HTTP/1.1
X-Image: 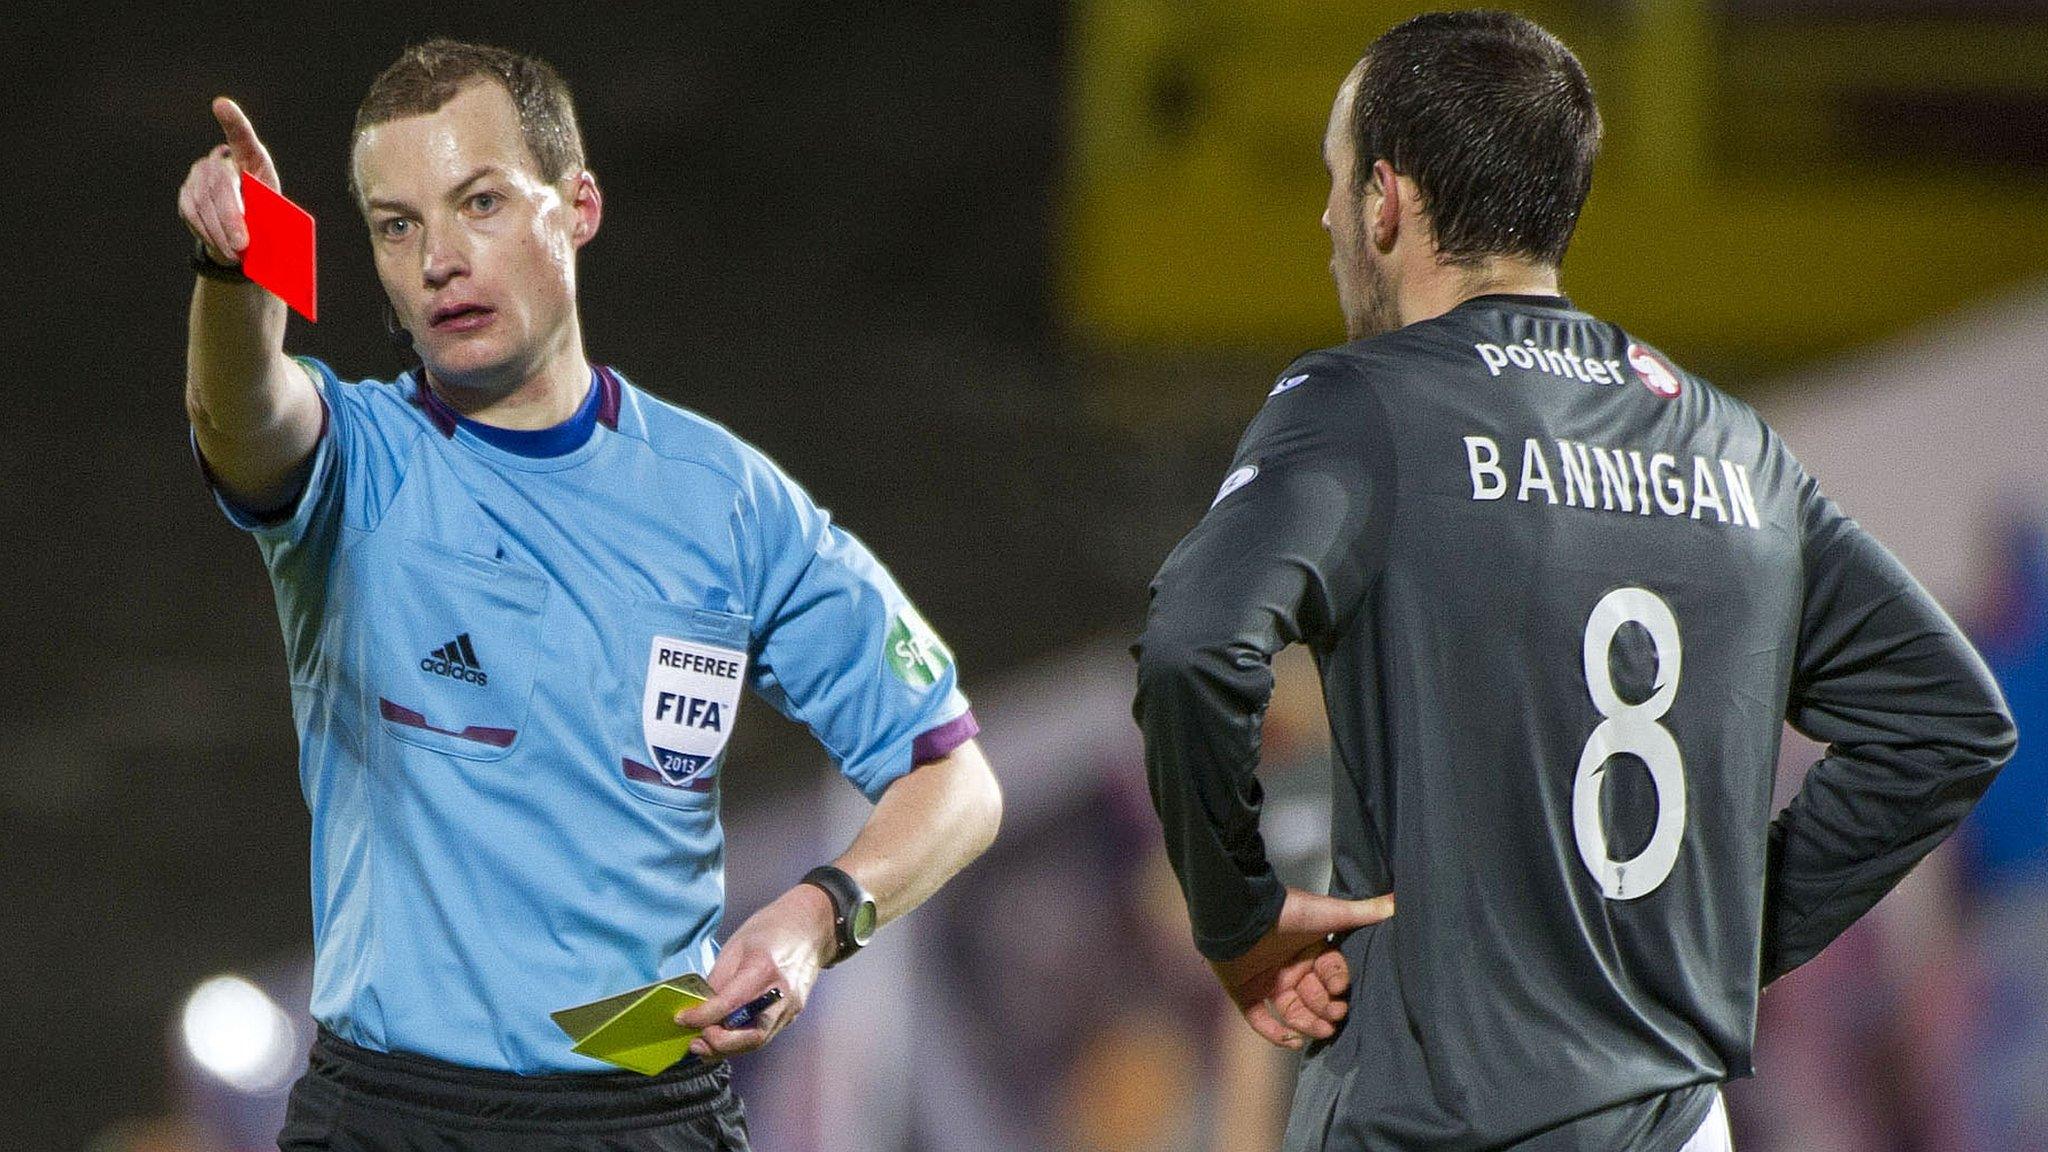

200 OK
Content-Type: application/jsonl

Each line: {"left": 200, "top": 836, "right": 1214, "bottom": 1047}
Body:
{"left": 351, "top": 38, "right": 586, "bottom": 209}
{"left": 1351, "top": 10, "right": 1601, "bottom": 268}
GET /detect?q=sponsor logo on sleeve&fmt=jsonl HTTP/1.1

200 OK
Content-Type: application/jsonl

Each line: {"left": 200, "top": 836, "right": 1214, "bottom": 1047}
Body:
{"left": 1268, "top": 372, "right": 1310, "bottom": 398}
{"left": 886, "top": 607, "right": 953, "bottom": 690}
{"left": 1212, "top": 464, "right": 1259, "bottom": 507}
{"left": 641, "top": 636, "right": 747, "bottom": 788}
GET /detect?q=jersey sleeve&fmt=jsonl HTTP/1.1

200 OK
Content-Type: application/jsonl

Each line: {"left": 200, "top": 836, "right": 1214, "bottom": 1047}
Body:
{"left": 1764, "top": 472, "right": 2017, "bottom": 985}
{"left": 194, "top": 356, "right": 344, "bottom": 547}
{"left": 737, "top": 452, "right": 975, "bottom": 802}
{"left": 1132, "top": 355, "right": 1394, "bottom": 960}
{"left": 194, "top": 357, "right": 420, "bottom": 685}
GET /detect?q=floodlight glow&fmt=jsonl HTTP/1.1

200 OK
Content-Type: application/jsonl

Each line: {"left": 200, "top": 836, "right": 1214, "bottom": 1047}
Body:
{"left": 180, "top": 974, "right": 297, "bottom": 1093}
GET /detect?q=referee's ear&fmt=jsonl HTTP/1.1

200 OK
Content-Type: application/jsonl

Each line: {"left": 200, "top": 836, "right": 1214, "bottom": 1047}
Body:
{"left": 567, "top": 169, "right": 602, "bottom": 249}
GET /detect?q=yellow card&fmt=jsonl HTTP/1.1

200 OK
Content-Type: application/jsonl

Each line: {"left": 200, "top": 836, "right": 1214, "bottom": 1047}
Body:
{"left": 550, "top": 975, "right": 714, "bottom": 1075}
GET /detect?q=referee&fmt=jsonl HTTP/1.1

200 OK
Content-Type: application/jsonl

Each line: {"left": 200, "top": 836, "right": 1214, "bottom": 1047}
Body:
{"left": 1134, "top": 12, "right": 2015, "bottom": 1151}
{"left": 179, "top": 41, "right": 1000, "bottom": 1150}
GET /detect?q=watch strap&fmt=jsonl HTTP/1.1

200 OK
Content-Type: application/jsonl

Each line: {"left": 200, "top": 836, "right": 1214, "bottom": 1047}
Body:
{"left": 801, "top": 865, "right": 874, "bottom": 967}
{"left": 191, "top": 236, "right": 250, "bottom": 283}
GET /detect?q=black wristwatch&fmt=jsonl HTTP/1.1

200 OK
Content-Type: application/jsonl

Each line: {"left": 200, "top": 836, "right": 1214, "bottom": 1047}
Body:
{"left": 801, "top": 865, "right": 877, "bottom": 967}
{"left": 191, "top": 237, "right": 250, "bottom": 283}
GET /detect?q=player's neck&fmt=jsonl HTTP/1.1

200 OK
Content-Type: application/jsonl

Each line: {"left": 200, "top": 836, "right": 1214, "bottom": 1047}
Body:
{"left": 425, "top": 332, "right": 593, "bottom": 430}
{"left": 1399, "top": 259, "right": 1562, "bottom": 327}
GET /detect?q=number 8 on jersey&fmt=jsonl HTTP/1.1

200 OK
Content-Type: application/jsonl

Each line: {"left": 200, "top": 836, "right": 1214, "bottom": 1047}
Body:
{"left": 1573, "top": 587, "right": 1686, "bottom": 901}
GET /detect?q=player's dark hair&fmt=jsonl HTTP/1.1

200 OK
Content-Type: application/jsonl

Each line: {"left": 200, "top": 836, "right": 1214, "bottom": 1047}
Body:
{"left": 1351, "top": 10, "right": 1600, "bottom": 267}
{"left": 351, "top": 38, "right": 585, "bottom": 207}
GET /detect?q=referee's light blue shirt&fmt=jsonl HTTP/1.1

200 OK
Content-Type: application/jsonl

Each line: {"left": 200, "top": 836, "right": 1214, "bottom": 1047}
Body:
{"left": 203, "top": 359, "right": 976, "bottom": 1072}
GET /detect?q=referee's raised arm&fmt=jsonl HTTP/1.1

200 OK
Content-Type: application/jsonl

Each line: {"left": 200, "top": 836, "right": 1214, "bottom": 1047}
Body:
{"left": 179, "top": 96, "right": 323, "bottom": 516}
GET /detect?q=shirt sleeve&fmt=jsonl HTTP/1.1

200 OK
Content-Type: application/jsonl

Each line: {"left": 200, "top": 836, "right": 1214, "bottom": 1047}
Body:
{"left": 1132, "top": 355, "right": 1393, "bottom": 961}
{"left": 193, "top": 355, "right": 344, "bottom": 549}
{"left": 1763, "top": 472, "right": 2017, "bottom": 985}
{"left": 193, "top": 358, "right": 422, "bottom": 687}
{"left": 738, "top": 451, "right": 974, "bottom": 802}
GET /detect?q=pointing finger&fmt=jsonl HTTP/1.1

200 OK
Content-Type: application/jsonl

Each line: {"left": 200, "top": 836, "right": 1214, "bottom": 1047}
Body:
{"left": 212, "top": 97, "right": 277, "bottom": 185}
{"left": 213, "top": 96, "right": 255, "bottom": 149}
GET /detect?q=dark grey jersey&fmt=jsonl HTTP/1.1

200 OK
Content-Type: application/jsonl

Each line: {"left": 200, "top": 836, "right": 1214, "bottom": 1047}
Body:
{"left": 1133, "top": 294, "right": 2016, "bottom": 1151}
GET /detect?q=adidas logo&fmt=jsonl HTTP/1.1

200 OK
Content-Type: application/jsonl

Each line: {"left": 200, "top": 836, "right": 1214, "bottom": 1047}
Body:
{"left": 420, "top": 633, "right": 489, "bottom": 686}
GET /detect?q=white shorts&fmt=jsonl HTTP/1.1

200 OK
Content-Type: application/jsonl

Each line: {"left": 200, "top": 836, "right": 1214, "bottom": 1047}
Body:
{"left": 1677, "top": 1092, "right": 1732, "bottom": 1152}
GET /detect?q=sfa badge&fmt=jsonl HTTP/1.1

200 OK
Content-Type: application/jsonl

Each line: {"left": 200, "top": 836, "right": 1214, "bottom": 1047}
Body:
{"left": 641, "top": 636, "right": 747, "bottom": 787}
{"left": 886, "top": 607, "right": 953, "bottom": 690}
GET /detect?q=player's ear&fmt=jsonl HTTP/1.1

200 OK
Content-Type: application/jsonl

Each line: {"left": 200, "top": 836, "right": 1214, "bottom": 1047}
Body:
{"left": 568, "top": 170, "right": 602, "bottom": 249}
{"left": 1369, "top": 158, "right": 1401, "bottom": 253}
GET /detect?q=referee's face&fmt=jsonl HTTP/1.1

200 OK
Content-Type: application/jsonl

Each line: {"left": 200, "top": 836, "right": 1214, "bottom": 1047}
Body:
{"left": 354, "top": 80, "right": 600, "bottom": 393}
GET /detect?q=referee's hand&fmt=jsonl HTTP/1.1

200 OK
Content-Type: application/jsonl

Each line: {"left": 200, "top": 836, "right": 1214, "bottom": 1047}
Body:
{"left": 675, "top": 883, "right": 837, "bottom": 1063}
{"left": 178, "top": 96, "right": 281, "bottom": 266}
{"left": 1211, "top": 887, "right": 1396, "bottom": 1051}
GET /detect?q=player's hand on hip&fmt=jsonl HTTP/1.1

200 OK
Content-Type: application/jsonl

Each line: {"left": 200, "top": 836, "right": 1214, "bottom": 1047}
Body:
{"left": 1210, "top": 887, "right": 1395, "bottom": 1051}
{"left": 675, "top": 882, "right": 837, "bottom": 1063}
{"left": 178, "top": 97, "right": 281, "bottom": 266}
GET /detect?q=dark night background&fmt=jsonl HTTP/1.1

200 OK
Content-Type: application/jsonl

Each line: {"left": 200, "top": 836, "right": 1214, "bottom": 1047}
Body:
{"left": 2, "top": 5, "right": 1192, "bottom": 1146}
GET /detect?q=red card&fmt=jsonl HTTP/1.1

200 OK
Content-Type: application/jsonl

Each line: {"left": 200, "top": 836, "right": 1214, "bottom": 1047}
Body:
{"left": 239, "top": 170, "right": 317, "bottom": 321}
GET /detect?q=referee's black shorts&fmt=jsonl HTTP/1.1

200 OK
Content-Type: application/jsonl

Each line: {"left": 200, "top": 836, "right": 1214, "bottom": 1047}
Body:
{"left": 278, "top": 1027, "right": 751, "bottom": 1151}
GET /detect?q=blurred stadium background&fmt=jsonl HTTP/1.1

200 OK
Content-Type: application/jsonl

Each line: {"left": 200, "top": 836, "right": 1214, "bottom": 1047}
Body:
{"left": 6, "top": 0, "right": 2045, "bottom": 1148}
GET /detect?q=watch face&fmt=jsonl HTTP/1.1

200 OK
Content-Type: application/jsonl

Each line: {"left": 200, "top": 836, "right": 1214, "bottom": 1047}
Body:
{"left": 850, "top": 900, "right": 878, "bottom": 946}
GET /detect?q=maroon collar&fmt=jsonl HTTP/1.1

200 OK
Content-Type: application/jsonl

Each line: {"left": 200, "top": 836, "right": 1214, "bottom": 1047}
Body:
{"left": 409, "top": 365, "right": 623, "bottom": 439}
